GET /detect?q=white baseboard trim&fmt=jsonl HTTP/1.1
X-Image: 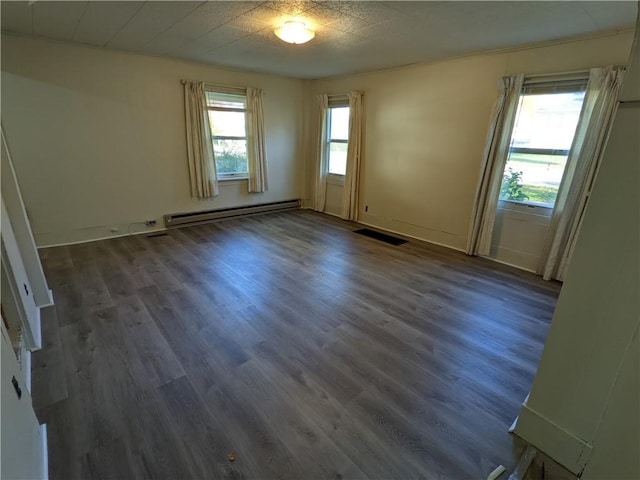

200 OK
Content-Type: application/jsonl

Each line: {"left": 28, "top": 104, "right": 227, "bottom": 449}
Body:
{"left": 357, "top": 220, "right": 467, "bottom": 253}
{"left": 40, "top": 423, "right": 48, "bottom": 480}
{"left": 23, "top": 349, "right": 31, "bottom": 392}
{"left": 316, "top": 211, "right": 543, "bottom": 274}
{"left": 322, "top": 210, "right": 342, "bottom": 218}
{"left": 513, "top": 403, "right": 592, "bottom": 475}
{"left": 480, "top": 254, "right": 537, "bottom": 274}
{"left": 508, "top": 415, "right": 519, "bottom": 433}
{"left": 36, "top": 227, "right": 168, "bottom": 249}
{"left": 306, "top": 211, "right": 467, "bottom": 253}
{"left": 38, "top": 289, "right": 55, "bottom": 309}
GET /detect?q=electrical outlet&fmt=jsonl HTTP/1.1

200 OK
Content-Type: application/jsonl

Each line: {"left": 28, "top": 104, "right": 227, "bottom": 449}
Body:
{"left": 110, "top": 227, "right": 119, "bottom": 233}
{"left": 145, "top": 220, "right": 157, "bottom": 226}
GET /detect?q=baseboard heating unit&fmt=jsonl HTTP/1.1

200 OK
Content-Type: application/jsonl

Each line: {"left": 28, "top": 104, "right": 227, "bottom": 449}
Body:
{"left": 164, "top": 199, "right": 300, "bottom": 228}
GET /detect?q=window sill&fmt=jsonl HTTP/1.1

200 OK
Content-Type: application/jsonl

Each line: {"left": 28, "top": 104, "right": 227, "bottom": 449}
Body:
{"left": 326, "top": 173, "right": 345, "bottom": 186}
{"left": 499, "top": 199, "right": 553, "bottom": 209}
{"left": 498, "top": 199, "right": 554, "bottom": 218}
{"left": 218, "top": 175, "right": 248, "bottom": 183}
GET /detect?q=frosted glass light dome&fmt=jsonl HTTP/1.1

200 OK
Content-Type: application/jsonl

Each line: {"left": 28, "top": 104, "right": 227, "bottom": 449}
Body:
{"left": 274, "top": 21, "right": 315, "bottom": 44}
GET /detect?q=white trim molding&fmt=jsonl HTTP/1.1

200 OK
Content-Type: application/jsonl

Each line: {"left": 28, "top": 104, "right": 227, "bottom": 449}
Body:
{"left": 40, "top": 424, "right": 49, "bottom": 480}
{"left": 513, "top": 403, "right": 593, "bottom": 475}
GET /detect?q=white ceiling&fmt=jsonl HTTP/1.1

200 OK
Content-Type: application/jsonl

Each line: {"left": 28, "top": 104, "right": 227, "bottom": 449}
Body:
{"left": 1, "top": 1, "right": 637, "bottom": 79}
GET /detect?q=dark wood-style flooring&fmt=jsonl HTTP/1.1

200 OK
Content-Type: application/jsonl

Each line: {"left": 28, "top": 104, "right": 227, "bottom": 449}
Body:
{"left": 32, "top": 210, "right": 561, "bottom": 479}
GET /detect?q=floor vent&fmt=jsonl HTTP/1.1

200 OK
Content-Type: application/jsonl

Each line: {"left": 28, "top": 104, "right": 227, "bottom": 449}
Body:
{"left": 164, "top": 199, "right": 300, "bottom": 228}
{"left": 354, "top": 228, "right": 408, "bottom": 246}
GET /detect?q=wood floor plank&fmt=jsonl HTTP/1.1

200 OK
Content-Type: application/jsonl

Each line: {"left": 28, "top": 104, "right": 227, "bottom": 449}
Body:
{"left": 321, "top": 336, "right": 513, "bottom": 473}
{"left": 137, "top": 285, "right": 220, "bottom": 395}
{"left": 248, "top": 340, "right": 432, "bottom": 479}
{"left": 36, "top": 399, "right": 87, "bottom": 480}
{"left": 114, "top": 295, "right": 186, "bottom": 388}
{"left": 157, "top": 376, "right": 248, "bottom": 479}
{"left": 333, "top": 316, "right": 521, "bottom": 427}
{"left": 75, "top": 263, "right": 114, "bottom": 312}
{"left": 163, "top": 287, "right": 212, "bottom": 331}
{"left": 83, "top": 436, "right": 137, "bottom": 480}
{"left": 31, "top": 306, "right": 69, "bottom": 412}
{"left": 118, "top": 384, "right": 200, "bottom": 480}
{"left": 199, "top": 381, "right": 309, "bottom": 479}
{"left": 34, "top": 210, "right": 561, "bottom": 479}
{"left": 232, "top": 359, "right": 369, "bottom": 480}
{"left": 142, "top": 262, "right": 183, "bottom": 294}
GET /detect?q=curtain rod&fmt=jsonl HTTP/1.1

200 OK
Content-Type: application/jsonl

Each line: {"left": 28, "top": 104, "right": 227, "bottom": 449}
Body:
{"left": 180, "top": 79, "right": 247, "bottom": 92}
{"left": 524, "top": 69, "right": 590, "bottom": 79}
{"left": 328, "top": 90, "right": 364, "bottom": 98}
{"left": 524, "top": 65, "right": 625, "bottom": 80}
{"left": 523, "top": 70, "right": 590, "bottom": 86}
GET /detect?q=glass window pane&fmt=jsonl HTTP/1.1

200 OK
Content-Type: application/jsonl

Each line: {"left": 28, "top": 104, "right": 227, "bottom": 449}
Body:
{"left": 328, "top": 142, "right": 347, "bottom": 175}
{"left": 206, "top": 91, "right": 246, "bottom": 109}
{"left": 511, "top": 92, "right": 585, "bottom": 150}
{"left": 330, "top": 107, "right": 349, "bottom": 141}
{"left": 500, "top": 91, "right": 585, "bottom": 207}
{"left": 213, "top": 139, "right": 248, "bottom": 174}
{"left": 209, "top": 110, "right": 246, "bottom": 137}
{"left": 501, "top": 153, "right": 568, "bottom": 206}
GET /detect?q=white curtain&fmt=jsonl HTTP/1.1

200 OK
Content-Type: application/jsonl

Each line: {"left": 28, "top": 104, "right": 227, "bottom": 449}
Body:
{"left": 313, "top": 94, "right": 329, "bottom": 212}
{"left": 246, "top": 87, "right": 268, "bottom": 193}
{"left": 539, "top": 65, "right": 625, "bottom": 281}
{"left": 342, "top": 91, "right": 364, "bottom": 221}
{"left": 466, "top": 75, "right": 524, "bottom": 255}
{"left": 184, "top": 81, "right": 219, "bottom": 199}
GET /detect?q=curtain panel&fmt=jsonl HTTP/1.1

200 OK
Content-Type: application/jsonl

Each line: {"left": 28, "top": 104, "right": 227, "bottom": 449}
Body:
{"left": 342, "top": 91, "right": 364, "bottom": 221}
{"left": 539, "top": 65, "right": 625, "bottom": 281}
{"left": 466, "top": 74, "right": 524, "bottom": 256}
{"left": 313, "top": 94, "right": 329, "bottom": 212}
{"left": 183, "top": 81, "right": 219, "bottom": 199}
{"left": 246, "top": 87, "right": 269, "bottom": 193}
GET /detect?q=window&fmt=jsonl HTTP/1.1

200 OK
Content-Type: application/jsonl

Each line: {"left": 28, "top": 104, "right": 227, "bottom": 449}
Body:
{"left": 206, "top": 90, "right": 248, "bottom": 179}
{"left": 500, "top": 80, "right": 587, "bottom": 208}
{"left": 327, "top": 105, "right": 350, "bottom": 176}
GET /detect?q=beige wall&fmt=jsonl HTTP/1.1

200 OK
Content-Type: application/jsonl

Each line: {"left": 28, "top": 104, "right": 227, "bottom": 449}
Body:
{"left": 514, "top": 20, "right": 639, "bottom": 474}
{"left": 305, "top": 31, "right": 634, "bottom": 265}
{"left": 0, "top": 30, "right": 634, "bottom": 263}
{"left": 582, "top": 325, "right": 638, "bottom": 480}
{"left": 2, "top": 21, "right": 638, "bottom": 479}
{"left": 490, "top": 201, "right": 552, "bottom": 272}
{"left": 515, "top": 101, "right": 639, "bottom": 476}
{"left": 1, "top": 34, "right": 304, "bottom": 246}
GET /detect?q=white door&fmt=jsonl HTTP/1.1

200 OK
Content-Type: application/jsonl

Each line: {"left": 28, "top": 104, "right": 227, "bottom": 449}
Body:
{"left": 1, "top": 200, "right": 41, "bottom": 351}
{"left": 0, "top": 321, "right": 47, "bottom": 479}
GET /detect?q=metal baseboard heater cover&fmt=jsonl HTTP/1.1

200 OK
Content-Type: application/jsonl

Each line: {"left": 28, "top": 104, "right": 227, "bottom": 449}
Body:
{"left": 164, "top": 199, "right": 300, "bottom": 228}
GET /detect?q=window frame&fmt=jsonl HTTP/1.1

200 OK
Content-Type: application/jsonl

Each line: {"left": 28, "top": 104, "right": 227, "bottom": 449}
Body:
{"left": 326, "top": 98, "right": 350, "bottom": 181}
{"left": 205, "top": 88, "right": 250, "bottom": 181}
{"left": 499, "top": 76, "right": 588, "bottom": 210}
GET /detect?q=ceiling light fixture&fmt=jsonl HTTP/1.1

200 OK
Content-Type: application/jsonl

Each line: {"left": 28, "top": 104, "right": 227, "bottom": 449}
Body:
{"left": 274, "top": 21, "right": 315, "bottom": 45}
